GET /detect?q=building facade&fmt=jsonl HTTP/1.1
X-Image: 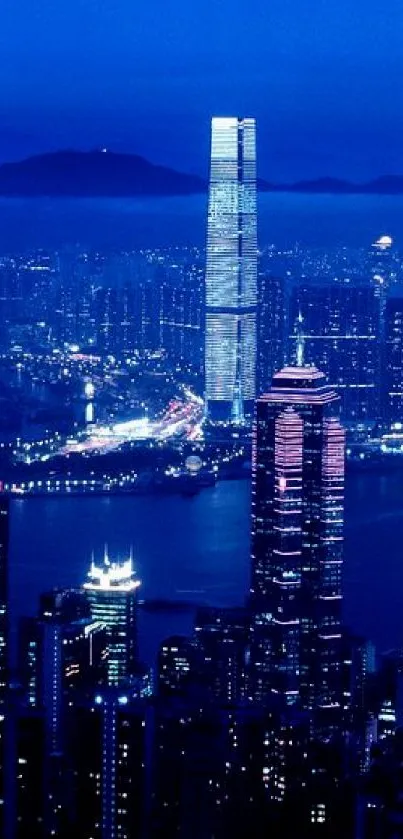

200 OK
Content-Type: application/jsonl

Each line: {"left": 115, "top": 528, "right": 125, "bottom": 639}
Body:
{"left": 0, "top": 497, "right": 8, "bottom": 837}
{"left": 250, "top": 366, "right": 345, "bottom": 731}
{"left": 205, "top": 117, "right": 257, "bottom": 422}
{"left": 385, "top": 297, "right": 403, "bottom": 425}
{"left": 83, "top": 553, "right": 140, "bottom": 686}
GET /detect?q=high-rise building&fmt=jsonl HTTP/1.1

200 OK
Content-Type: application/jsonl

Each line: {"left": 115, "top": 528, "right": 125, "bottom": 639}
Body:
{"left": 70, "top": 687, "right": 147, "bottom": 839}
{"left": 0, "top": 496, "right": 9, "bottom": 835}
{"left": 289, "top": 283, "right": 381, "bottom": 427}
{"left": 18, "top": 590, "right": 108, "bottom": 711}
{"left": 158, "top": 636, "right": 197, "bottom": 699}
{"left": 194, "top": 607, "right": 249, "bottom": 705}
{"left": 83, "top": 552, "right": 141, "bottom": 686}
{"left": 250, "top": 366, "right": 345, "bottom": 731}
{"left": 205, "top": 117, "right": 257, "bottom": 422}
{"left": 385, "top": 297, "right": 403, "bottom": 425}
{"left": 17, "top": 588, "right": 109, "bottom": 838}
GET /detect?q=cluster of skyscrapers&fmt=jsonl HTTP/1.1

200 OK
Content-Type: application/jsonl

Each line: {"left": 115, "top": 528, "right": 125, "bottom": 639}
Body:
{"left": 203, "top": 117, "right": 403, "bottom": 432}
{"left": 0, "top": 355, "right": 401, "bottom": 836}
{"left": 2, "top": 116, "right": 403, "bottom": 837}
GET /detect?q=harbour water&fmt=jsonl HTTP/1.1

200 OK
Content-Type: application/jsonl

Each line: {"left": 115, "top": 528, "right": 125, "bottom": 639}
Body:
{"left": 1, "top": 191, "right": 403, "bottom": 251}
{"left": 9, "top": 469, "right": 403, "bottom": 665}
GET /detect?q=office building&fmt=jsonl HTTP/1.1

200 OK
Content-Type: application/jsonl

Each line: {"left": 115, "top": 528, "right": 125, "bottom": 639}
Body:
{"left": 289, "top": 283, "right": 381, "bottom": 426}
{"left": 194, "top": 607, "right": 249, "bottom": 705}
{"left": 17, "top": 588, "right": 109, "bottom": 838}
{"left": 18, "top": 594, "right": 108, "bottom": 711}
{"left": 385, "top": 297, "right": 403, "bottom": 425}
{"left": 158, "top": 636, "right": 197, "bottom": 699}
{"left": 0, "top": 496, "right": 9, "bottom": 836}
{"left": 70, "top": 687, "right": 147, "bottom": 839}
{"left": 83, "top": 551, "right": 141, "bottom": 685}
{"left": 250, "top": 366, "right": 345, "bottom": 731}
{"left": 205, "top": 117, "right": 257, "bottom": 422}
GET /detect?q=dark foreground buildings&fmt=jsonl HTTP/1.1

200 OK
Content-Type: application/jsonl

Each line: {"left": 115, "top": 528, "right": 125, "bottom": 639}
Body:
{"left": 3, "top": 367, "right": 403, "bottom": 837}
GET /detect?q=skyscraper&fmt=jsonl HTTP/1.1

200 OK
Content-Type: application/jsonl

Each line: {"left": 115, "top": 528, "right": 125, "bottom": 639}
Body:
{"left": 250, "top": 366, "right": 345, "bottom": 730}
{"left": 83, "top": 551, "right": 141, "bottom": 686}
{"left": 0, "top": 496, "right": 8, "bottom": 837}
{"left": 71, "top": 688, "right": 147, "bottom": 839}
{"left": 205, "top": 117, "right": 257, "bottom": 422}
{"left": 385, "top": 297, "right": 403, "bottom": 425}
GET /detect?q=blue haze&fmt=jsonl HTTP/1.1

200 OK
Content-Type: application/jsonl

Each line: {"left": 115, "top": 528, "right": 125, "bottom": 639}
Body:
{"left": 1, "top": 193, "right": 403, "bottom": 251}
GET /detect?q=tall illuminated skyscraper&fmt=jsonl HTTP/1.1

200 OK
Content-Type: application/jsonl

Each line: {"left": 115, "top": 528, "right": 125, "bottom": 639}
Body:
{"left": 83, "top": 551, "right": 141, "bottom": 686}
{"left": 250, "top": 366, "right": 345, "bottom": 730}
{"left": 0, "top": 497, "right": 8, "bottom": 836}
{"left": 205, "top": 117, "right": 257, "bottom": 422}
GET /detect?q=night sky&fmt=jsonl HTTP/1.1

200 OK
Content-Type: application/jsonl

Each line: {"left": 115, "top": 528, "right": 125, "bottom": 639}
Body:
{"left": 2, "top": 0, "right": 403, "bottom": 180}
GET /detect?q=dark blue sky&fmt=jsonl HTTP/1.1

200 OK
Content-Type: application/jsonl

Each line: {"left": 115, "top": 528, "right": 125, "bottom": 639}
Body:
{"left": 2, "top": 0, "right": 403, "bottom": 180}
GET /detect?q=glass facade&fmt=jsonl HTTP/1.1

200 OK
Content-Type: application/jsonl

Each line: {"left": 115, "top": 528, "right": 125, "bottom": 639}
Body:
{"left": 205, "top": 117, "right": 257, "bottom": 420}
{"left": 385, "top": 297, "right": 403, "bottom": 424}
{"left": 250, "top": 366, "right": 345, "bottom": 730}
{"left": 0, "top": 497, "right": 8, "bottom": 834}
{"left": 83, "top": 554, "right": 140, "bottom": 686}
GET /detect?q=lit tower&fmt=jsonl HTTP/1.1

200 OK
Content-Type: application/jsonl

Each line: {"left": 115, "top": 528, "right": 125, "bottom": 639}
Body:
{"left": 205, "top": 117, "right": 257, "bottom": 422}
{"left": 0, "top": 496, "right": 8, "bottom": 836}
{"left": 83, "top": 549, "right": 140, "bottom": 686}
{"left": 250, "top": 366, "right": 345, "bottom": 730}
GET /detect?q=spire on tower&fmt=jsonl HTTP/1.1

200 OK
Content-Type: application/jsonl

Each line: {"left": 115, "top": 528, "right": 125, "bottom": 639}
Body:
{"left": 296, "top": 310, "right": 305, "bottom": 367}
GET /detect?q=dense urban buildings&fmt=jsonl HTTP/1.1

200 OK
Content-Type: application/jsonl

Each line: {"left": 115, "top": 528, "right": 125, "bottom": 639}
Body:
{"left": 257, "top": 273, "right": 286, "bottom": 395}
{"left": 204, "top": 117, "right": 258, "bottom": 422}
{"left": 3, "top": 139, "right": 403, "bottom": 838}
{"left": 289, "top": 283, "right": 381, "bottom": 427}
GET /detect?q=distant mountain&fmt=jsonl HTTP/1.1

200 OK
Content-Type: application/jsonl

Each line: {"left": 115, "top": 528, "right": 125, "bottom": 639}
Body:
{"left": 259, "top": 175, "right": 403, "bottom": 195}
{"left": 0, "top": 150, "right": 403, "bottom": 197}
{"left": 258, "top": 176, "right": 353, "bottom": 194}
{"left": 0, "top": 150, "right": 206, "bottom": 197}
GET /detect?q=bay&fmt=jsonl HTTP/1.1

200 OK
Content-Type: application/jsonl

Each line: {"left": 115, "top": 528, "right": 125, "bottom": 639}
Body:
{"left": 9, "top": 470, "right": 403, "bottom": 666}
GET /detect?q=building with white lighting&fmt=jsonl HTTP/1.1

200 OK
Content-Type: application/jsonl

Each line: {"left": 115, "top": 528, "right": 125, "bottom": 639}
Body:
{"left": 205, "top": 117, "right": 258, "bottom": 422}
{"left": 71, "top": 687, "right": 147, "bottom": 839}
{"left": 83, "top": 551, "right": 141, "bottom": 686}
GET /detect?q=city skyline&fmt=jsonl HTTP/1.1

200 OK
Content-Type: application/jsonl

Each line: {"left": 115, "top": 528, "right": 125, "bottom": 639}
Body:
{"left": 3, "top": 0, "right": 403, "bottom": 824}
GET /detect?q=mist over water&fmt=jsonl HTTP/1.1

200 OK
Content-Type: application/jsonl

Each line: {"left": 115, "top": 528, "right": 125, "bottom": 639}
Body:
{"left": 2, "top": 192, "right": 403, "bottom": 251}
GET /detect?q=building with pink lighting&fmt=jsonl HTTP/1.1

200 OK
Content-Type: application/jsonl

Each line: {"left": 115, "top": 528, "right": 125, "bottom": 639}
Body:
{"left": 250, "top": 365, "right": 345, "bottom": 732}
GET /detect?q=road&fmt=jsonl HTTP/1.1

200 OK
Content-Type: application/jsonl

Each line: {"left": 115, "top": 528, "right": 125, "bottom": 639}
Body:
{"left": 56, "top": 389, "right": 204, "bottom": 457}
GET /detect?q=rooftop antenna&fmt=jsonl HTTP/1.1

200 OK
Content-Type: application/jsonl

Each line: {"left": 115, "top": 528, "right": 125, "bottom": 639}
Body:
{"left": 296, "top": 310, "right": 305, "bottom": 368}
